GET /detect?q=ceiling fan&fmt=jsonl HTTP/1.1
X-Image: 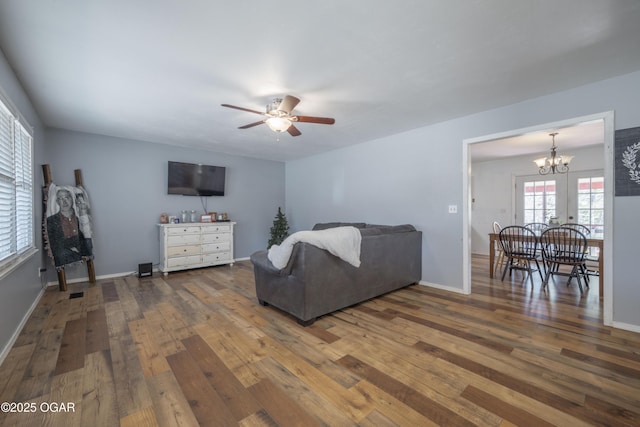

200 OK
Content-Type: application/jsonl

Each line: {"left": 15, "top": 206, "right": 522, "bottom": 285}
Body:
{"left": 221, "top": 95, "right": 335, "bottom": 137}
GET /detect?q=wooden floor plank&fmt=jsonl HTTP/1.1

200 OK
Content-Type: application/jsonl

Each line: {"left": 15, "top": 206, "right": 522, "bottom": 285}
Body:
{"left": 166, "top": 349, "right": 237, "bottom": 426}
{"left": 120, "top": 405, "right": 159, "bottom": 427}
{"left": 237, "top": 409, "right": 279, "bottom": 427}
{"left": 54, "top": 317, "right": 87, "bottom": 375}
{"left": 461, "top": 385, "right": 556, "bottom": 427}
{"left": 109, "top": 335, "right": 154, "bottom": 417}
{"left": 146, "top": 370, "right": 200, "bottom": 427}
{"left": 44, "top": 368, "right": 84, "bottom": 427}
{"left": 352, "top": 380, "right": 440, "bottom": 427}
{"left": 337, "top": 354, "right": 476, "bottom": 427}
{"left": 181, "top": 334, "right": 262, "bottom": 421}
{"left": 128, "top": 318, "right": 170, "bottom": 378}
{"left": 86, "top": 307, "right": 110, "bottom": 354}
{"left": 254, "top": 356, "right": 359, "bottom": 426}
{"left": 248, "top": 378, "right": 323, "bottom": 427}
{"left": 81, "top": 349, "right": 119, "bottom": 427}
{"left": 13, "top": 329, "right": 63, "bottom": 401}
{"left": 0, "top": 343, "right": 35, "bottom": 403}
{"left": 101, "top": 280, "right": 120, "bottom": 303}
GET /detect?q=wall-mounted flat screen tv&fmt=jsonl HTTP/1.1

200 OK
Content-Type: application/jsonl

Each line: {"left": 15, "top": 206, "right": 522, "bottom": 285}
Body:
{"left": 168, "top": 161, "right": 226, "bottom": 196}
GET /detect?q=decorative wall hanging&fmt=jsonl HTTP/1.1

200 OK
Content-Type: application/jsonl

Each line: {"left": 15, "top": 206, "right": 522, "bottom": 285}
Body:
{"left": 44, "top": 183, "right": 94, "bottom": 268}
{"left": 615, "top": 126, "right": 640, "bottom": 197}
{"left": 41, "top": 165, "right": 96, "bottom": 292}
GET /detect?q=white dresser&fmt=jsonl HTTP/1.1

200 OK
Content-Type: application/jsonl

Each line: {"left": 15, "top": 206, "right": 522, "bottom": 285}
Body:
{"left": 158, "top": 222, "right": 235, "bottom": 275}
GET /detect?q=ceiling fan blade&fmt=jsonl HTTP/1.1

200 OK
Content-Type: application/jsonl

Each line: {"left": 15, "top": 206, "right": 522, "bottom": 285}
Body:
{"left": 294, "top": 115, "right": 335, "bottom": 125}
{"left": 238, "top": 120, "right": 265, "bottom": 129}
{"left": 221, "top": 104, "right": 265, "bottom": 115}
{"left": 277, "top": 95, "right": 300, "bottom": 114}
{"left": 287, "top": 124, "right": 302, "bottom": 137}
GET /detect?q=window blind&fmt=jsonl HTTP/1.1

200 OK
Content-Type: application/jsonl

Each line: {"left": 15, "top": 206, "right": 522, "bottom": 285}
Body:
{"left": 0, "top": 95, "right": 34, "bottom": 267}
{"left": 14, "top": 121, "right": 33, "bottom": 253}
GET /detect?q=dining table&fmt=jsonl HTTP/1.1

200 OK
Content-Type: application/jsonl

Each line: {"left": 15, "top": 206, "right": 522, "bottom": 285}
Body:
{"left": 488, "top": 232, "right": 604, "bottom": 298}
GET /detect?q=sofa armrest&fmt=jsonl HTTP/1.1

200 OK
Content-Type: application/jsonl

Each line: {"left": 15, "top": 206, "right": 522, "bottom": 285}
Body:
{"left": 250, "top": 250, "right": 290, "bottom": 277}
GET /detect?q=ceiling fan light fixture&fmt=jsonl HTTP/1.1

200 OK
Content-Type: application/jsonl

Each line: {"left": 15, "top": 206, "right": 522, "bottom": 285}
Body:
{"left": 266, "top": 116, "right": 292, "bottom": 133}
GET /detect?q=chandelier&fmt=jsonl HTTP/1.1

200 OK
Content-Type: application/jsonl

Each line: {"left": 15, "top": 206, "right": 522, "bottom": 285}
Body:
{"left": 533, "top": 132, "right": 573, "bottom": 175}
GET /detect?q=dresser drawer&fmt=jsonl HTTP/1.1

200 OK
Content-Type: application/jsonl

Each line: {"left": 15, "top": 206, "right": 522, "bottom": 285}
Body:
{"left": 202, "top": 224, "right": 231, "bottom": 233}
{"left": 201, "top": 232, "right": 230, "bottom": 244}
{"left": 167, "top": 245, "right": 200, "bottom": 257}
{"left": 167, "top": 234, "right": 201, "bottom": 246}
{"left": 202, "top": 241, "right": 231, "bottom": 254}
{"left": 166, "top": 226, "right": 200, "bottom": 235}
{"left": 167, "top": 255, "right": 201, "bottom": 268}
{"left": 202, "top": 252, "right": 231, "bottom": 264}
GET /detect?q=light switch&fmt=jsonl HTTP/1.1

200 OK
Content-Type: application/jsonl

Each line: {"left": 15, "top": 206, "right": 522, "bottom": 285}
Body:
{"left": 448, "top": 205, "right": 457, "bottom": 214}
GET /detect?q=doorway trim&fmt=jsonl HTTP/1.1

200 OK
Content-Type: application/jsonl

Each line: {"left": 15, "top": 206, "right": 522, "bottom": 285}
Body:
{"left": 462, "top": 111, "right": 614, "bottom": 326}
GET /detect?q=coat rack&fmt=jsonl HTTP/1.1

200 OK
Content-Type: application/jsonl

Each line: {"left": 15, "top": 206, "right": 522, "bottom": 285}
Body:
{"left": 42, "top": 164, "right": 96, "bottom": 291}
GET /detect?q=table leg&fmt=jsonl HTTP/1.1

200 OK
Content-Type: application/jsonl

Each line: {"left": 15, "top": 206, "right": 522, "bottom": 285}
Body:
{"left": 598, "top": 247, "right": 603, "bottom": 299}
{"left": 489, "top": 235, "right": 495, "bottom": 279}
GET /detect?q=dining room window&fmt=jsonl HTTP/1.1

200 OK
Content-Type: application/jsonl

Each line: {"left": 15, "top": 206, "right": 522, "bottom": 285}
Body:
{"left": 522, "top": 179, "right": 556, "bottom": 224}
{"left": 577, "top": 176, "right": 604, "bottom": 235}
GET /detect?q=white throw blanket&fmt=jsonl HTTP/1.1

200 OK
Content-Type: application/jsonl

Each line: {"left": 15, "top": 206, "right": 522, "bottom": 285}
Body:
{"left": 268, "top": 226, "right": 362, "bottom": 270}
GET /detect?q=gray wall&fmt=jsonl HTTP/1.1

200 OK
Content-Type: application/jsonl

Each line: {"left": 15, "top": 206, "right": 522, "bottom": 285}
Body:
{"left": 0, "top": 49, "right": 47, "bottom": 359}
{"left": 286, "top": 70, "right": 640, "bottom": 330}
{"left": 44, "top": 128, "right": 285, "bottom": 280}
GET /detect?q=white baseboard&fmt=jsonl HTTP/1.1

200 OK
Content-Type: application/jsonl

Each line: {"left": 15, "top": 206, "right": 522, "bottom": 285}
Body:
{"left": 45, "top": 271, "right": 137, "bottom": 287}
{"left": 612, "top": 321, "right": 640, "bottom": 334}
{"left": 42, "top": 261, "right": 250, "bottom": 288}
{"left": 0, "top": 286, "right": 47, "bottom": 366}
{"left": 418, "top": 280, "right": 471, "bottom": 295}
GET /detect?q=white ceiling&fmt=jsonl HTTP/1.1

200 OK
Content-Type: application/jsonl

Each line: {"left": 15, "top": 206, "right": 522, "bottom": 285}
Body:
{"left": 469, "top": 119, "right": 605, "bottom": 162}
{"left": 1, "top": 1, "right": 639, "bottom": 162}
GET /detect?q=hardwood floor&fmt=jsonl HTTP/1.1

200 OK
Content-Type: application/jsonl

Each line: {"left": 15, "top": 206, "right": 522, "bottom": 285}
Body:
{"left": 1, "top": 255, "right": 639, "bottom": 426}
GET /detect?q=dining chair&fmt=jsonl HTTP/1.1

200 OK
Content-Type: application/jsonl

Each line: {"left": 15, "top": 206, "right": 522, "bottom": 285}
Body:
{"left": 539, "top": 226, "right": 589, "bottom": 291}
{"left": 492, "top": 221, "right": 506, "bottom": 276}
{"left": 524, "top": 222, "right": 549, "bottom": 235}
{"left": 562, "top": 223, "right": 598, "bottom": 282}
{"left": 562, "top": 223, "right": 590, "bottom": 235}
{"left": 498, "top": 225, "right": 543, "bottom": 287}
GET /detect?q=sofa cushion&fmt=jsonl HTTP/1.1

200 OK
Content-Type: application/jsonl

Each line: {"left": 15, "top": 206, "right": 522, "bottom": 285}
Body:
{"left": 359, "top": 227, "right": 382, "bottom": 236}
{"left": 313, "top": 222, "right": 366, "bottom": 230}
{"left": 375, "top": 224, "right": 416, "bottom": 234}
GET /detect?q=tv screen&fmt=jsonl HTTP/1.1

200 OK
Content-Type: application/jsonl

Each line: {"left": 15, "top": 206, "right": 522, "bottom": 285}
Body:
{"left": 168, "top": 161, "right": 226, "bottom": 196}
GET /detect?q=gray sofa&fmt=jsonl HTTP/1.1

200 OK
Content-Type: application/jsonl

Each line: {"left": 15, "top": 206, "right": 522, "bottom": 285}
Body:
{"left": 250, "top": 222, "right": 422, "bottom": 326}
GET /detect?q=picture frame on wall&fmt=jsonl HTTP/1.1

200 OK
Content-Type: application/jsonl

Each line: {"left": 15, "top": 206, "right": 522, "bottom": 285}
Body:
{"left": 615, "top": 126, "right": 640, "bottom": 197}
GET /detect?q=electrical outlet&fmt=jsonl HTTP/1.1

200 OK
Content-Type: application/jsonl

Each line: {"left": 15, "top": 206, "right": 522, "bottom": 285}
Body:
{"left": 448, "top": 205, "right": 458, "bottom": 214}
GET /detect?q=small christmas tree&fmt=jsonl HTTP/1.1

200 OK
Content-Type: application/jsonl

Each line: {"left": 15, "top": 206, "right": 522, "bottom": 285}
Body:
{"left": 268, "top": 207, "right": 289, "bottom": 248}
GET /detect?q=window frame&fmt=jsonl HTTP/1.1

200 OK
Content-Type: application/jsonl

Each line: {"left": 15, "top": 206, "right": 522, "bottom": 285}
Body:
{"left": 0, "top": 90, "right": 37, "bottom": 280}
{"left": 519, "top": 178, "right": 558, "bottom": 225}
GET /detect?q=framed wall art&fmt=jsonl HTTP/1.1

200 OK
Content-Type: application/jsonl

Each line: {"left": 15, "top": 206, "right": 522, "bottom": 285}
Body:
{"left": 615, "top": 126, "right": 640, "bottom": 197}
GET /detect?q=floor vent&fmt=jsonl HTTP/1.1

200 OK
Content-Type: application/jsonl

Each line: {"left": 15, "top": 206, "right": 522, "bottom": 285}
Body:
{"left": 69, "top": 292, "right": 84, "bottom": 299}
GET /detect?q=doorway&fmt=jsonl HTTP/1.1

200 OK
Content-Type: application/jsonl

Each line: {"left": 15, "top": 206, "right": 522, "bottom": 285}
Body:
{"left": 462, "top": 111, "right": 614, "bottom": 326}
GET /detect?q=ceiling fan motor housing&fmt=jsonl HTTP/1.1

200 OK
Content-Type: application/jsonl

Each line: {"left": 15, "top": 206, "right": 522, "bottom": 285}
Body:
{"left": 267, "top": 99, "right": 287, "bottom": 117}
